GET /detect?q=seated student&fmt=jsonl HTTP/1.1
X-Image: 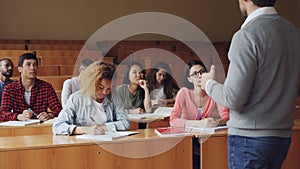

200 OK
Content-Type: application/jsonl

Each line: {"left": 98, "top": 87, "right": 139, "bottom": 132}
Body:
{"left": 61, "top": 59, "right": 93, "bottom": 107}
{"left": 0, "top": 58, "right": 14, "bottom": 104}
{"left": 53, "top": 62, "right": 129, "bottom": 135}
{"left": 116, "top": 62, "right": 152, "bottom": 114}
{"left": 146, "top": 62, "right": 179, "bottom": 107}
{"left": 0, "top": 53, "right": 62, "bottom": 122}
{"left": 170, "top": 60, "right": 229, "bottom": 127}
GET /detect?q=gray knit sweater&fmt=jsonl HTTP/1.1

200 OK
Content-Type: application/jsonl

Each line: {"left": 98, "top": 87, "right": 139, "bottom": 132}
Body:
{"left": 207, "top": 14, "right": 300, "bottom": 138}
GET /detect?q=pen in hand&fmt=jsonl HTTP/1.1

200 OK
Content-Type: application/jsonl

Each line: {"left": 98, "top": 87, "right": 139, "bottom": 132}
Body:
{"left": 28, "top": 108, "right": 38, "bottom": 117}
{"left": 90, "top": 117, "right": 97, "bottom": 125}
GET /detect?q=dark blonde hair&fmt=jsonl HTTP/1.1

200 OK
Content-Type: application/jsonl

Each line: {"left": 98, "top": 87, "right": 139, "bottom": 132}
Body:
{"left": 80, "top": 61, "right": 115, "bottom": 98}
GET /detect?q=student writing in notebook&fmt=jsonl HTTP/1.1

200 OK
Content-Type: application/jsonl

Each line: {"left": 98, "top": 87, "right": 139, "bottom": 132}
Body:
{"left": 146, "top": 62, "right": 179, "bottom": 107}
{"left": 169, "top": 60, "right": 229, "bottom": 128}
{"left": 0, "top": 53, "right": 62, "bottom": 122}
{"left": 53, "top": 61, "right": 129, "bottom": 135}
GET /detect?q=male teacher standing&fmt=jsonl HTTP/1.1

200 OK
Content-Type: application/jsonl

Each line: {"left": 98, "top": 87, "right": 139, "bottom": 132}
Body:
{"left": 201, "top": 0, "right": 300, "bottom": 168}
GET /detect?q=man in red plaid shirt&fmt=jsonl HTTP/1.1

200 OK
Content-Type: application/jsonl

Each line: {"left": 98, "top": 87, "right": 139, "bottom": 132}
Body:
{"left": 0, "top": 53, "right": 62, "bottom": 122}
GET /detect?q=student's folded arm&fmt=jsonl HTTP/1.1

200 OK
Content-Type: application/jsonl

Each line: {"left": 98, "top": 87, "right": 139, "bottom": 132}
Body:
{"left": 169, "top": 89, "right": 186, "bottom": 127}
{"left": 167, "top": 98, "right": 176, "bottom": 104}
{"left": 72, "top": 126, "right": 88, "bottom": 135}
{"left": 159, "top": 98, "right": 175, "bottom": 106}
{"left": 143, "top": 88, "right": 152, "bottom": 113}
{"left": 105, "top": 95, "right": 130, "bottom": 131}
{"left": 52, "top": 97, "right": 78, "bottom": 135}
{"left": 0, "top": 108, "right": 17, "bottom": 121}
{"left": 47, "top": 85, "right": 62, "bottom": 117}
{"left": 61, "top": 79, "right": 72, "bottom": 108}
{"left": 0, "top": 88, "right": 17, "bottom": 121}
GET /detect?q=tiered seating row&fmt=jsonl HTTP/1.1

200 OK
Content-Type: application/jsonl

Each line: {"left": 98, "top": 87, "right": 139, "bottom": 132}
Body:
{"left": 28, "top": 44, "right": 84, "bottom": 50}
{"left": 12, "top": 65, "right": 75, "bottom": 77}
{"left": 0, "top": 41, "right": 95, "bottom": 104}
{"left": 0, "top": 39, "right": 85, "bottom": 50}
{"left": 0, "top": 50, "right": 113, "bottom": 67}
{"left": 0, "top": 40, "right": 231, "bottom": 103}
{"left": 0, "top": 40, "right": 230, "bottom": 71}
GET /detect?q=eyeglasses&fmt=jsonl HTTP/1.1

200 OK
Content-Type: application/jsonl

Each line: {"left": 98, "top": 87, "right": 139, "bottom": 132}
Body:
{"left": 189, "top": 69, "right": 206, "bottom": 78}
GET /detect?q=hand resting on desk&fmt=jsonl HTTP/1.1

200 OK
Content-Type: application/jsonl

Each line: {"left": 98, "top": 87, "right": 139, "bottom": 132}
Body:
{"left": 128, "top": 107, "right": 145, "bottom": 114}
{"left": 17, "top": 110, "right": 52, "bottom": 121}
{"left": 185, "top": 117, "right": 220, "bottom": 128}
{"left": 73, "top": 125, "right": 107, "bottom": 135}
{"left": 17, "top": 110, "right": 33, "bottom": 121}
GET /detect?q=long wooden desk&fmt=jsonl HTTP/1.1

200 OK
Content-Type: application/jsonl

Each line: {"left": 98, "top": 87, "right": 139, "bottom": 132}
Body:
{"left": 1, "top": 120, "right": 299, "bottom": 169}
{"left": 196, "top": 119, "right": 300, "bottom": 169}
{"left": 0, "top": 118, "right": 169, "bottom": 137}
{"left": 0, "top": 122, "right": 52, "bottom": 137}
{"left": 0, "top": 129, "right": 192, "bottom": 169}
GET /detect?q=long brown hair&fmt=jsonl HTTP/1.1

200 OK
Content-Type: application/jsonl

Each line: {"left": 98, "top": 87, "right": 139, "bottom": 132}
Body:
{"left": 146, "top": 62, "right": 179, "bottom": 99}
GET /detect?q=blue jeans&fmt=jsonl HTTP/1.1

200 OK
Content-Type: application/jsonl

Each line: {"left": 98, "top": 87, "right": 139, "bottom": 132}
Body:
{"left": 228, "top": 135, "right": 291, "bottom": 169}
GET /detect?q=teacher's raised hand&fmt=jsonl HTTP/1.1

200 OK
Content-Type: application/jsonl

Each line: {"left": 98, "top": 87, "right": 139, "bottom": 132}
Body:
{"left": 200, "top": 65, "right": 216, "bottom": 91}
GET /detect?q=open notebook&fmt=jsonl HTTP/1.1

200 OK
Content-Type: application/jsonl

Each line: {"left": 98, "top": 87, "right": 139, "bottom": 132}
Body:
{"left": 155, "top": 126, "right": 228, "bottom": 137}
{"left": 0, "top": 119, "right": 41, "bottom": 126}
{"left": 154, "top": 127, "right": 190, "bottom": 137}
{"left": 76, "top": 131, "right": 139, "bottom": 141}
{"left": 185, "top": 125, "right": 228, "bottom": 134}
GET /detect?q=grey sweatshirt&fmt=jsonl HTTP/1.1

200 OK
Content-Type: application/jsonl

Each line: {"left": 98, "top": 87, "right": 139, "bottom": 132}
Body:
{"left": 206, "top": 14, "right": 300, "bottom": 138}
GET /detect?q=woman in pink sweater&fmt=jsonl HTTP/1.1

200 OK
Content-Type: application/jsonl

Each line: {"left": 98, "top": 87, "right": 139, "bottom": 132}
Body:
{"left": 170, "top": 60, "right": 229, "bottom": 127}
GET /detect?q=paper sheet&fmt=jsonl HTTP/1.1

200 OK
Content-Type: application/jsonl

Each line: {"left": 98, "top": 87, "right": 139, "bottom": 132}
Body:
{"left": 0, "top": 119, "right": 41, "bottom": 126}
{"left": 76, "top": 131, "right": 139, "bottom": 141}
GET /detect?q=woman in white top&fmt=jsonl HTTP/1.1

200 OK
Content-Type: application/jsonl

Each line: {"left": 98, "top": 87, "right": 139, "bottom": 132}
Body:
{"left": 146, "top": 62, "right": 179, "bottom": 107}
{"left": 53, "top": 61, "right": 129, "bottom": 135}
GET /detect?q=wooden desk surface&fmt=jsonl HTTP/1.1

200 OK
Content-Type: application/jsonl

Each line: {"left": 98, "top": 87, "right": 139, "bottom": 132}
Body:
{"left": 0, "top": 120, "right": 299, "bottom": 169}
{"left": 0, "top": 122, "right": 52, "bottom": 137}
{"left": 0, "top": 129, "right": 193, "bottom": 169}
{"left": 1, "top": 119, "right": 298, "bottom": 137}
{"left": 0, "top": 129, "right": 191, "bottom": 150}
